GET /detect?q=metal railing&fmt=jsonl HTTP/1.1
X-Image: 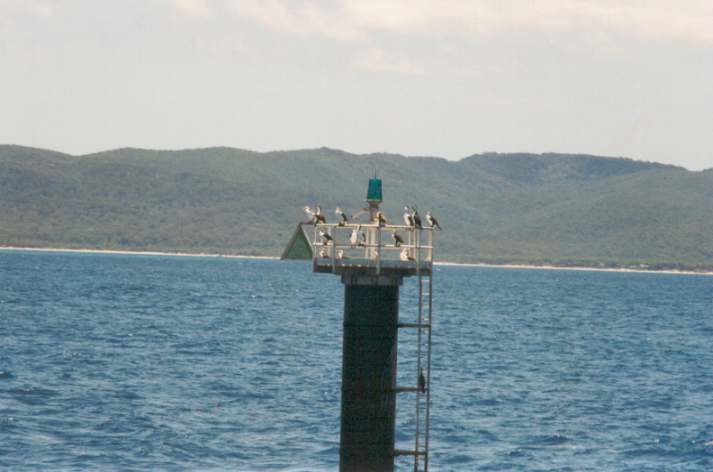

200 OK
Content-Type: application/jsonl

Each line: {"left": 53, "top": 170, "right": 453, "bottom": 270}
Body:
{"left": 311, "top": 223, "right": 434, "bottom": 274}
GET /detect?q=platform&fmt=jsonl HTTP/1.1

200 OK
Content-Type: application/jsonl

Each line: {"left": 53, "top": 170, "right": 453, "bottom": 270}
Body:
{"left": 310, "top": 223, "right": 434, "bottom": 277}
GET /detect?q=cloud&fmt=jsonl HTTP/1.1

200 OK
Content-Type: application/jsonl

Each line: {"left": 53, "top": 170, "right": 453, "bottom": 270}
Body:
{"left": 170, "top": 0, "right": 215, "bottom": 19}
{"left": 0, "top": 0, "right": 55, "bottom": 18}
{"left": 351, "top": 47, "right": 423, "bottom": 75}
{"left": 169, "top": 0, "right": 713, "bottom": 46}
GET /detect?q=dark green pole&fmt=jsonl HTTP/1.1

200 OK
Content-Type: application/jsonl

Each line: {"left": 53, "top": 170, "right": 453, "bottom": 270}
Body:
{"left": 339, "top": 273, "right": 401, "bottom": 472}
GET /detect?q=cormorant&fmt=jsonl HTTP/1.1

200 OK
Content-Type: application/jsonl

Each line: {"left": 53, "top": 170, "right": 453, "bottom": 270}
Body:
{"left": 393, "top": 232, "right": 405, "bottom": 247}
{"left": 335, "top": 207, "right": 348, "bottom": 226}
{"left": 426, "top": 210, "right": 442, "bottom": 230}
{"left": 403, "top": 206, "right": 415, "bottom": 228}
{"left": 400, "top": 248, "right": 415, "bottom": 261}
{"left": 411, "top": 207, "right": 422, "bottom": 229}
{"left": 304, "top": 205, "right": 326, "bottom": 224}
{"left": 319, "top": 229, "right": 333, "bottom": 245}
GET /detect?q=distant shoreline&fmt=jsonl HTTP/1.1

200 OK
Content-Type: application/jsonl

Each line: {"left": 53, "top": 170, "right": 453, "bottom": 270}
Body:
{"left": 1, "top": 245, "right": 711, "bottom": 276}
{"left": 0, "top": 246, "right": 278, "bottom": 260}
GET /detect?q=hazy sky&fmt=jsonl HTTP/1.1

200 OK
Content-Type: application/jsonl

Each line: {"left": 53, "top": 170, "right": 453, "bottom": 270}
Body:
{"left": 2, "top": 1, "right": 712, "bottom": 169}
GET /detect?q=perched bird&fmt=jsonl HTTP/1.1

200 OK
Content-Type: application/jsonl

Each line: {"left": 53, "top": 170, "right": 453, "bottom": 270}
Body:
{"left": 418, "top": 369, "right": 427, "bottom": 393}
{"left": 376, "top": 210, "right": 387, "bottom": 227}
{"left": 337, "top": 249, "right": 348, "bottom": 259}
{"left": 392, "top": 232, "right": 405, "bottom": 247}
{"left": 319, "top": 229, "right": 333, "bottom": 245}
{"left": 426, "top": 210, "right": 442, "bottom": 230}
{"left": 304, "top": 205, "right": 327, "bottom": 224}
{"left": 403, "top": 206, "right": 415, "bottom": 228}
{"left": 349, "top": 226, "right": 360, "bottom": 247}
{"left": 359, "top": 229, "right": 367, "bottom": 247}
{"left": 411, "top": 207, "right": 422, "bottom": 229}
{"left": 314, "top": 205, "right": 326, "bottom": 224}
{"left": 319, "top": 246, "right": 329, "bottom": 258}
{"left": 350, "top": 207, "right": 369, "bottom": 221}
{"left": 400, "top": 248, "right": 415, "bottom": 261}
{"left": 335, "top": 207, "right": 348, "bottom": 226}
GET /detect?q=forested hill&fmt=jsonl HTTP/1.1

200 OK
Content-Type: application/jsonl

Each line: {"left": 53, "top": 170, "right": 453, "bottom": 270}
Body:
{"left": 2, "top": 144, "right": 712, "bottom": 271}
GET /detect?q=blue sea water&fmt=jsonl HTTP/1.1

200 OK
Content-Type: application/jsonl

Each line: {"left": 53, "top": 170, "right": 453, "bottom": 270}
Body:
{"left": 1, "top": 250, "right": 712, "bottom": 471}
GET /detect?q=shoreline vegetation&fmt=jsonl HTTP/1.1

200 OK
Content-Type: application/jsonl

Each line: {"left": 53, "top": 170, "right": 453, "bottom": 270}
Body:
{"left": 3, "top": 146, "right": 712, "bottom": 273}
{"left": 2, "top": 245, "right": 711, "bottom": 276}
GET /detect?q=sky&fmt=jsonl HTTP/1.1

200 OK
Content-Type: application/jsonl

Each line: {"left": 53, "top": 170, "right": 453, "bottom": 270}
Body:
{"left": 1, "top": 0, "right": 712, "bottom": 170}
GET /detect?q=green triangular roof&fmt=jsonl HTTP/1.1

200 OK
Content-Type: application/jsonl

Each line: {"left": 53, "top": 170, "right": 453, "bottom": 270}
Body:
{"left": 281, "top": 223, "right": 313, "bottom": 260}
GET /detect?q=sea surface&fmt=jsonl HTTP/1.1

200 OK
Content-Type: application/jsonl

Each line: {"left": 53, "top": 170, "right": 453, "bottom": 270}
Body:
{"left": 1, "top": 250, "right": 712, "bottom": 471}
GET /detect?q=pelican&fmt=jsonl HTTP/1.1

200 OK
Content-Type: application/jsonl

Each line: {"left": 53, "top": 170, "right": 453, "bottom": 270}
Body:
{"left": 335, "top": 207, "right": 348, "bottom": 226}
{"left": 392, "top": 232, "right": 404, "bottom": 247}
{"left": 426, "top": 210, "right": 441, "bottom": 230}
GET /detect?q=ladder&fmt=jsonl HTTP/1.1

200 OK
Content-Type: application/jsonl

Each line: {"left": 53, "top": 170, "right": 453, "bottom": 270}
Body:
{"left": 395, "top": 231, "right": 433, "bottom": 471}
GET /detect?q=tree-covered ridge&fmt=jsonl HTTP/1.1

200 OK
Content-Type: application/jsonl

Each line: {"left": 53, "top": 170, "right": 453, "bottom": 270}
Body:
{"left": 1, "top": 145, "right": 712, "bottom": 271}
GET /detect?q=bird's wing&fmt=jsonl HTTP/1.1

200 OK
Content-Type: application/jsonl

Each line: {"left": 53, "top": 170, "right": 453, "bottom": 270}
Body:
{"left": 351, "top": 208, "right": 369, "bottom": 220}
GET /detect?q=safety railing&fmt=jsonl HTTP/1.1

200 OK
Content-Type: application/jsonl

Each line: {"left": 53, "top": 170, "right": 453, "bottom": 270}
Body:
{"left": 311, "top": 223, "right": 434, "bottom": 274}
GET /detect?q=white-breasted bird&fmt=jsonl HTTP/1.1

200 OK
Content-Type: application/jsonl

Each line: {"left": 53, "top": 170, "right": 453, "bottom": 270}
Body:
{"left": 335, "top": 207, "right": 348, "bottom": 226}
{"left": 426, "top": 210, "right": 441, "bottom": 230}
{"left": 359, "top": 228, "right": 367, "bottom": 247}
{"left": 403, "top": 206, "right": 415, "bottom": 228}
{"left": 319, "top": 229, "right": 333, "bottom": 245}
{"left": 304, "top": 205, "right": 326, "bottom": 224}
{"left": 376, "top": 210, "right": 387, "bottom": 227}
{"left": 337, "top": 249, "right": 348, "bottom": 259}
{"left": 411, "top": 207, "right": 422, "bottom": 229}
{"left": 400, "top": 248, "right": 415, "bottom": 261}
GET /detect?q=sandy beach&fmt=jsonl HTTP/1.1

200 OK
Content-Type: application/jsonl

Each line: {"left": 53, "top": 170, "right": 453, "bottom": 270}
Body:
{"left": 2, "top": 245, "right": 711, "bottom": 276}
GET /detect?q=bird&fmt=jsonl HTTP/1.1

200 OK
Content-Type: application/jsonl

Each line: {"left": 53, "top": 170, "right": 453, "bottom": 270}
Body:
{"left": 349, "top": 226, "right": 359, "bottom": 247}
{"left": 350, "top": 207, "right": 369, "bottom": 221}
{"left": 359, "top": 229, "right": 367, "bottom": 247}
{"left": 403, "top": 206, "right": 415, "bottom": 228}
{"left": 335, "top": 207, "right": 348, "bottom": 226}
{"left": 314, "top": 205, "right": 326, "bottom": 224}
{"left": 304, "top": 205, "right": 326, "bottom": 225}
{"left": 411, "top": 207, "right": 422, "bottom": 229}
{"left": 418, "top": 369, "right": 426, "bottom": 393}
{"left": 392, "top": 232, "right": 404, "bottom": 247}
{"left": 426, "top": 210, "right": 442, "bottom": 230}
{"left": 319, "top": 229, "right": 333, "bottom": 245}
{"left": 319, "top": 246, "right": 329, "bottom": 258}
{"left": 376, "top": 210, "right": 387, "bottom": 227}
{"left": 337, "top": 249, "right": 348, "bottom": 259}
{"left": 400, "top": 248, "right": 415, "bottom": 261}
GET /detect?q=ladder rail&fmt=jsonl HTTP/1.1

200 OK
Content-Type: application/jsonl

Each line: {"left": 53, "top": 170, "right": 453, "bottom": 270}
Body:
{"left": 413, "top": 228, "right": 423, "bottom": 472}
{"left": 424, "top": 246, "right": 434, "bottom": 472}
{"left": 395, "top": 227, "right": 434, "bottom": 472}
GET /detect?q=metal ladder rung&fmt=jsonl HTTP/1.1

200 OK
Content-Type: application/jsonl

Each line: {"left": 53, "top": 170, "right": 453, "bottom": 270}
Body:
{"left": 394, "top": 449, "right": 428, "bottom": 457}
{"left": 393, "top": 386, "right": 427, "bottom": 393}
{"left": 397, "top": 322, "right": 431, "bottom": 329}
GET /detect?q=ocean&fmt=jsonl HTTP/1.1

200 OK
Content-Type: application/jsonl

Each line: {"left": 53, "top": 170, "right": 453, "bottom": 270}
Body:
{"left": 1, "top": 250, "right": 712, "bottom": 471}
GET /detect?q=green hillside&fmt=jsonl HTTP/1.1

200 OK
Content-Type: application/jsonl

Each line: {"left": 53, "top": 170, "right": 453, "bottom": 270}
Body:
{"left": 1, "top": 145, "right": 712, "bottom": 271}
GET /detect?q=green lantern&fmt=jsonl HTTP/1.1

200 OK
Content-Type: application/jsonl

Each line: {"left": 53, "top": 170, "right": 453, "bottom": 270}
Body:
{"left": 366, "top": 178, "right": 383, "bottom": 203}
